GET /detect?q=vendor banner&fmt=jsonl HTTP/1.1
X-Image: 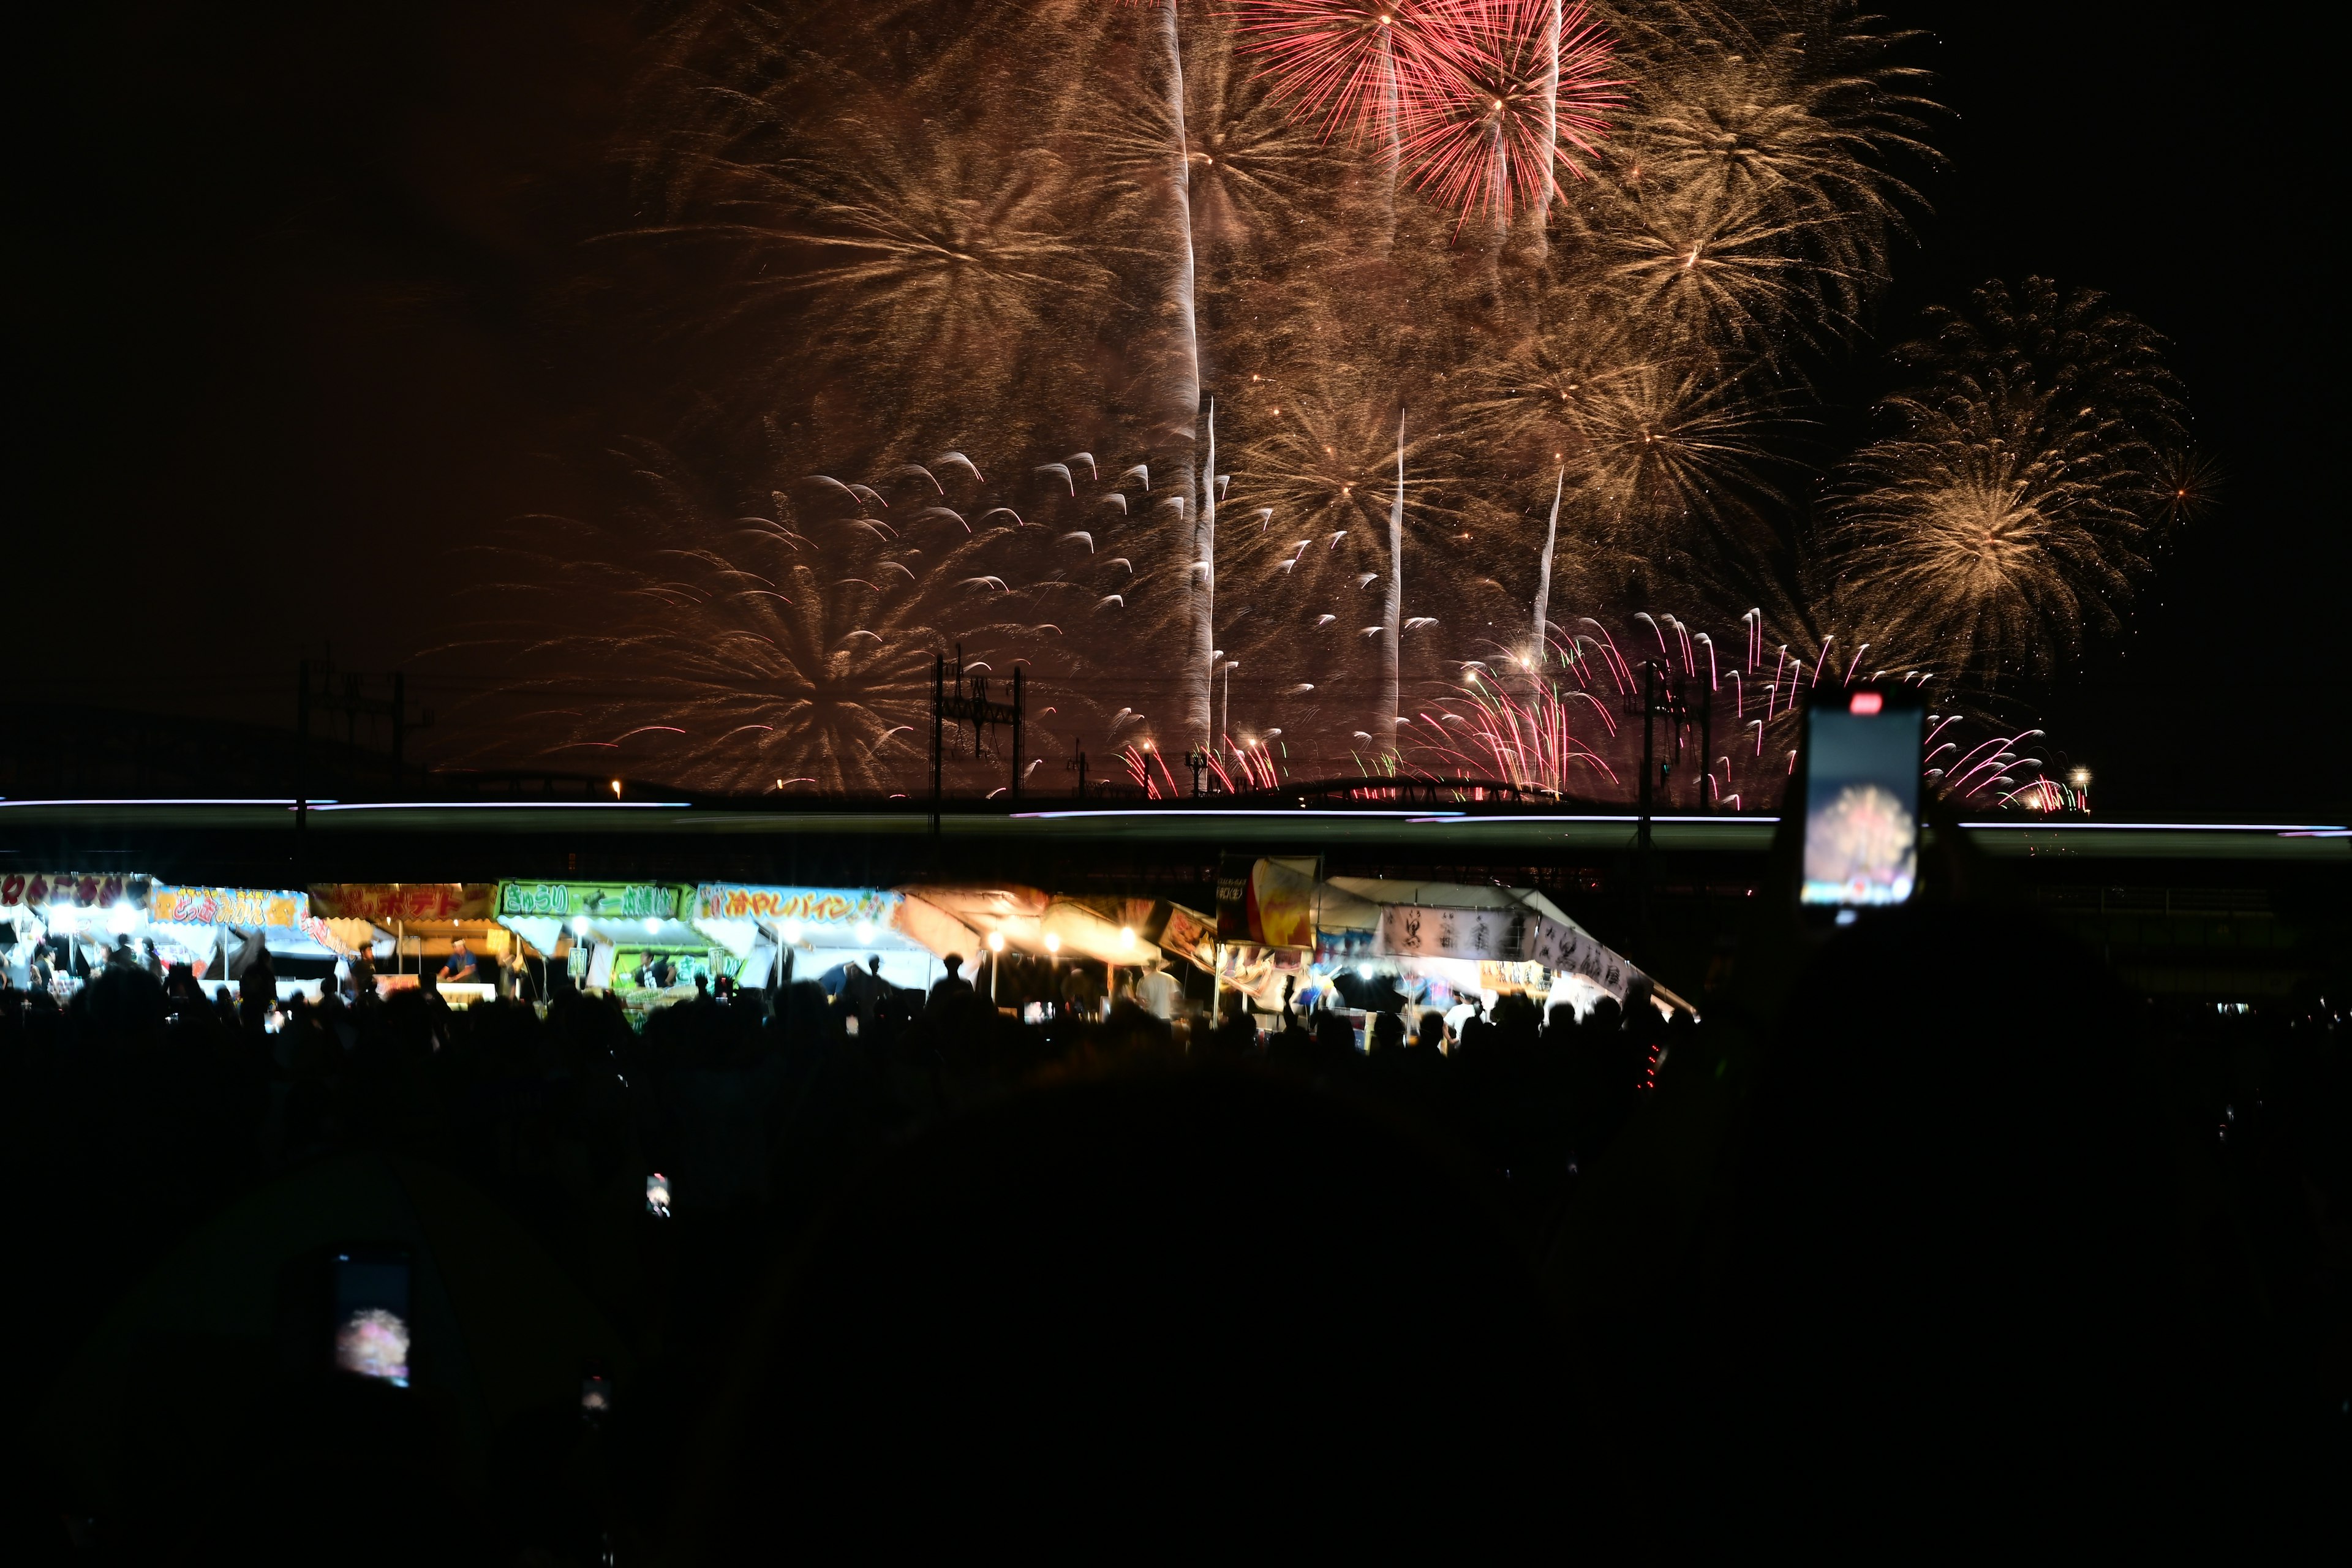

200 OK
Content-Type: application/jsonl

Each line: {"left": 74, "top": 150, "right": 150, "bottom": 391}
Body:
{"left": 2, "top": 873, "right": 151, "bottom": 910}
{"left": 1376, "top": 902, "right": 1638, "bottom": 1000}
{"left": 308, "top": 883, "right": 494, "bottom": 922}
{"left": 1377, "top": 903, "right": 1532, "bottom": 963}
{"left": 497, "top": 881, "right": 683, "bottom": 921}
{"left": 1523, "top": 915, "right": 1637, "bottom": 1000}
{"left": 150, "top": 886, "right": 306, "bottom": 929}
{"left": 1145, "top": 900, "right": 1218, "bottom": 973}
{"left": 148, "top": 886, "right": 356, "bottom": 957}
{"left": 695, "top": 884, "right": 897, "bottom": 927}
{"left": 1215, "top": 855, "right": 1318, "bottom": 949}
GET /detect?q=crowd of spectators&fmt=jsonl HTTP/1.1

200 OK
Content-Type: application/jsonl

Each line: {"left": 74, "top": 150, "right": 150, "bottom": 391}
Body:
{"left": 1, "top": 918, "right": 2342, "bottom": 1556}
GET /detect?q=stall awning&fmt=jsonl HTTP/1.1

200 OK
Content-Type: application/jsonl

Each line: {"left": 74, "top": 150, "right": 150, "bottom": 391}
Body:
{"left": 690, "top": 884, "right": 935, "bottom": 961}
{"left": 148, "top": 885, "right": 356, "bottom": 959}
{"left": 493, "top": 880, "right": 696, "bottom": 954}
{"left": 896, "top": 885, "right": 1164, "bottom": 968}
{"left": 2, "top": 872, "right": 156, "bottom": 914}
{"left": 308, "top": 884, "right": 496, "bottom": 922}
{"left": 1323, "top": 876, "right": 1649, "bottom": 1005}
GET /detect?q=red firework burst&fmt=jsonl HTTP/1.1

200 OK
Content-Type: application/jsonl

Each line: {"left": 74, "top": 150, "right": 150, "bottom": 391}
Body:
{"left": 1396, "top": 0, "right": 1623, "bottom": 225}
{"left": 1234, "top": 1, "right": 1480, "bottom": 147}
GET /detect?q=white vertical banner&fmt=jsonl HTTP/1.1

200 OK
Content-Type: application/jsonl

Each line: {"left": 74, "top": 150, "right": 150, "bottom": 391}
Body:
{"left": 1375, "top": 903, "right": 1639, "bottom": 1001}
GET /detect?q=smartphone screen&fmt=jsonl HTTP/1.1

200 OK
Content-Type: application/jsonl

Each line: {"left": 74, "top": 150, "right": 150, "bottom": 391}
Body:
{"left": 645, "top": 1172, "right": 671, "bottom": 1218}
{"left": 1801, "top": 690, "right": 1924, "bottom": 909}
{"left": 333, "top": 1251, "right": 413, "bottom": 1387}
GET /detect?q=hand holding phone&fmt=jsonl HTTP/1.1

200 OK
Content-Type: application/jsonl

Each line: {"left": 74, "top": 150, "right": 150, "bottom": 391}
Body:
{"left": 1801, "top": 689, "right": 1924, "bottom": 910}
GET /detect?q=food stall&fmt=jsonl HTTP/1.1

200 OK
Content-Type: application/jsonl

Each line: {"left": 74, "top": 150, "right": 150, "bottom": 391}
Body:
{"left": 690, "top": 883, "right": 956, "bottom": 995}
{"left": 493, "top": 880, "right": 701, "bottom": 1017}
{"left": 896, "top": 886, "right": 1175, "bottom": 965}
{"left": 2, "top": 872, "right": 164, "bottom": 995}
{"left": 309, "top": 884, "right": 501, "bottom": 1002}
{"left": 1207, "top": 860, "right": 1687, "bottom": 1039}
{"left": 146, "top": 884, "right": 360, "bottom": 1000}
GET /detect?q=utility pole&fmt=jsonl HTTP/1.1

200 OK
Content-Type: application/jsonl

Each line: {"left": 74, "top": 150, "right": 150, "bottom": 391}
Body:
{"left": 933, "top": 643, "right": 1024, "bottom": 810}
{"left": 931, "top": 654, "right": 945, "bottom": 839}
{"left": 1184, "top": 748, "right": 1212, "bottom": 796}
{"left": 1626, "top": 659, "right": 1693, "bottom": 929}
{"left": 1067, "top": 742, "right": 1088, "bottom": 801}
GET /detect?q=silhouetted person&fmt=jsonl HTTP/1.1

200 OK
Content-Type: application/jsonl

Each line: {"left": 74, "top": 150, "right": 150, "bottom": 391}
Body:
{"left": 1312, "top": 1009, "right": 1357, "bottom": 1069}
{"left": 238, "top": 944, "right": 276, "bottom": 1031}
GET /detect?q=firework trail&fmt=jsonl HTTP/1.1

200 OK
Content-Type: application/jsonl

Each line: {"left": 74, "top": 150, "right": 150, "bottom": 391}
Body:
{"left": 1221, "top": 389, "right": 1463, "bottom": 760}
{"left": 1127, "top": 2, "right": 1215, "bottom": 745}
{"left": 1530, "top": 466, "right": 1563, "bottom": 654}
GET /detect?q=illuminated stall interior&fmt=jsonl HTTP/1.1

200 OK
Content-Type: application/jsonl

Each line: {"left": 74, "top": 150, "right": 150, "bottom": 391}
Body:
{"left": 309, "top": 884, "right": 503, "bottom": 1003}
{"left": 692, "top": 884, "right": 960, "bottom": 995}
{"left": 494, "top": 881, "right": 707, "bottom": 1010}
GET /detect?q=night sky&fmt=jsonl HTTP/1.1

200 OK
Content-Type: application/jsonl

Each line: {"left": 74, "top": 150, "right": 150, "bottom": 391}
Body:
{"left": 17, "top": 2, "right": 2342, "bottom": 813}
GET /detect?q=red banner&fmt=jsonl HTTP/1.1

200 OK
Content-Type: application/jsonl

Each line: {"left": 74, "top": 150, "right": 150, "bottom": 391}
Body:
{"left": 307, "top": 884, "right": 494, "bottom": 922}
{"left": 1, "top": 873, "right": 146, "bottom": 910}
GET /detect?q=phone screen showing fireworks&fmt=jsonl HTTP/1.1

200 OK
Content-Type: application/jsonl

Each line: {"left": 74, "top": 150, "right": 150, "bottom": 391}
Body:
{"left": 1801, "top": 690, "right": 1924, "bottom": 909}
{"left": 333, "top": 1251, "right": 413, "bottom": 1387}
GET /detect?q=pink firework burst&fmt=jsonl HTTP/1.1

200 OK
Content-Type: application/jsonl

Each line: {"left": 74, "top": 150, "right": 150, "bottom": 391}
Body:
{"left": 1234, "top": 1, "right": 1479, "bottom": 147}
{"left": 1398, "top": 0, "right": 1623, "bottom": 225}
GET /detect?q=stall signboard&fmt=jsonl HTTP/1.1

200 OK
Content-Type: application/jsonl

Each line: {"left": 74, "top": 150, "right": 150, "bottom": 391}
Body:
{"left": 3, "top": 873, "right": 151, "bottom": 910}
{"left": 1524, "top": 914, "right": 1636, "bottom": 1000}
{"left": 151, "top": 886, "right": 306, "bottom": 929}
{"left": 1215, "top": 856, "right": 1317, "bottom": 949}
{"left": 309, "top": 884, "right": 494, "bottom": 922}
{"left": 696, "top": 884, "right": 897, "bottom": 927}
{"left": 1376, "top": 902, "right": 1637, "bottom": 1000}
{"left": 146, "top": 886, "right": 356, "bottom": 957}
{"left": 1145, "top": 900, "right": 1218, "bottom": 973}
{"left": 497, "top": 882, "right": 684, "bottom": 921}
{"left": 1377, "top": 903, "right": 1531, "bottom": 963}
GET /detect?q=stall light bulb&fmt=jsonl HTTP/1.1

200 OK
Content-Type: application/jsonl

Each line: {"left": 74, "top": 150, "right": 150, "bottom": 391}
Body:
{"left": 570, "top": 913, "right": 589, "bottom": 937}
{"left": 779, "top": 920, "right": 803, "bottom": 944}
{"left": 47, "top": 905, "right": 76, "bottom": 933}
{"left": 1044, "top": 933, "right": 1061, "bottom": 954}
{"left": 643, "top": 917, "right": 662, "bottom": 935}
{"left": 1359, "top": 963, "right": 1376, "bottom": 979}
{"left": 986, "top": 931, "right": 1005, "bottom": 953}
{"left": 854, "top": 920, "right": 876, "bottom": 944}
{"left": 109, "top": 901, "right": 140, "bottom": 935}
{"left": 1120, "top": 926, "right": 1136, "bottom": 946}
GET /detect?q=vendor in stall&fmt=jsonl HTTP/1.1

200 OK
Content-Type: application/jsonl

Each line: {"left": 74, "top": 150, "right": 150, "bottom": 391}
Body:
{"left": 442, "top": 938, "right": 480, "bottom": 984}
{"left": 1136, "top": 960, "right": 1177, "bottom": 1022}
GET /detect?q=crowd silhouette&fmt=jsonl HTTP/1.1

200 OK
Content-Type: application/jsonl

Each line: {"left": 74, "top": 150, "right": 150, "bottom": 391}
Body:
{"left": 1, "top": 910, "right": 2342, "bottom": 1558}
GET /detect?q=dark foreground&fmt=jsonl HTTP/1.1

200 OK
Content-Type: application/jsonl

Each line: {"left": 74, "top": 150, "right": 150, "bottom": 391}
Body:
{"left": 4, "top": 902, "right": 2344, "bottom": 1560}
